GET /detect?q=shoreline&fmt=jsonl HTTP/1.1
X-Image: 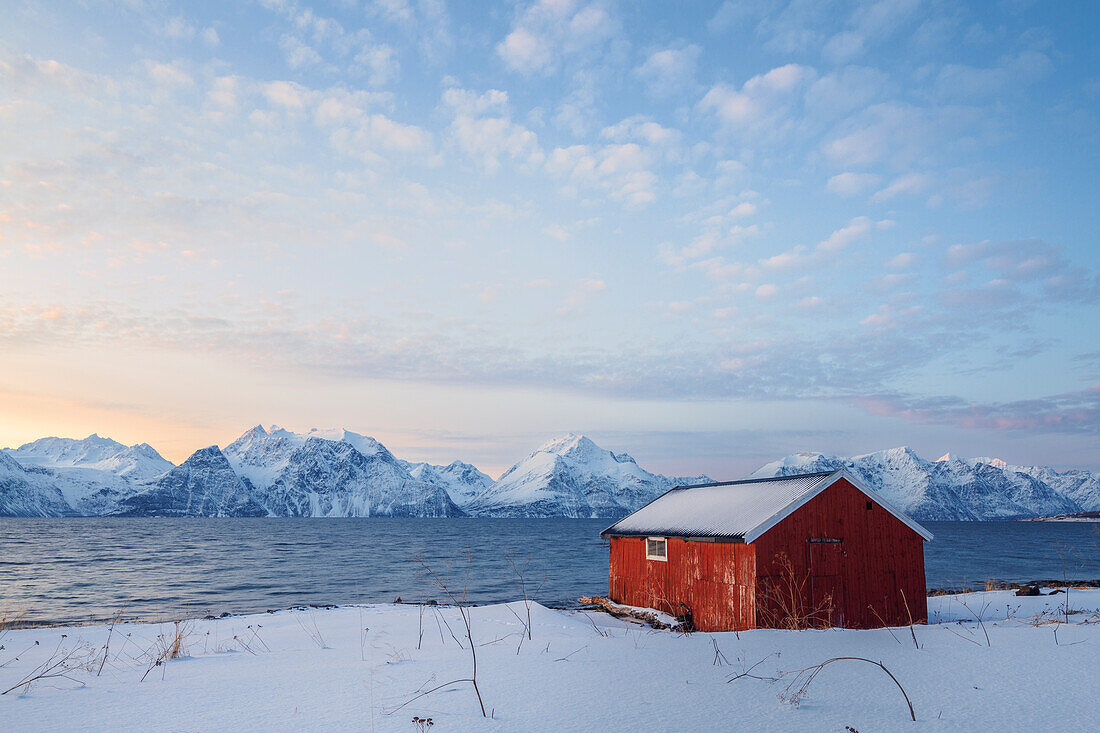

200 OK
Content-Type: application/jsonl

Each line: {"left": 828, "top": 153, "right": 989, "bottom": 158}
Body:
{"left": 8, "top": 578, "right": 1100, "bottom": 630}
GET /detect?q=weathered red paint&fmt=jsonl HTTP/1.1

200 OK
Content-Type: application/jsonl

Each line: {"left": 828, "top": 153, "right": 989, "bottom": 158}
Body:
{"left": 608, "top": 536, "right": 755, "bottom": 632}
{"left": 607, "top": 477, "right": 927, "bottom": 631}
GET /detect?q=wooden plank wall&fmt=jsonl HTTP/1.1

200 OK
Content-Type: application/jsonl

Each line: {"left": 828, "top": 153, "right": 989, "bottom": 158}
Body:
{"left": 752, "top": 478, "right": 927, "bottom": 629}
{"left": 608, "top": 536, "right": 756, "bottom": 632}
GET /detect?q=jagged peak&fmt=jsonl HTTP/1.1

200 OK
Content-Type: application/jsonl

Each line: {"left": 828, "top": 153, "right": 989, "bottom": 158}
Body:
{"left": 855, "top": 446, "right": 923, "bottom": 462}
{"left": 536, "top": 433, "right": 590, "bottom": 453}
{"left": 534, "top": 433, "right": 628, "bottom": 464}
{"left": 226, "top": 424, "right": 398, "bottom": 465}
{"left": 0, "top": 450, "right": 27, "bottom": 471}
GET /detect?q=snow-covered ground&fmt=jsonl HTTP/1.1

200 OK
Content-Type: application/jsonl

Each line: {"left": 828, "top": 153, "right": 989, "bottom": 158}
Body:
{"left": 2, "top": 590, "right": 1098, "bottom": 731}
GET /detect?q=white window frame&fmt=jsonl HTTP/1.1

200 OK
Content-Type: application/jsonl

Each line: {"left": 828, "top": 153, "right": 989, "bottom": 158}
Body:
{"left": 646, "top": 536, "right": 668, "bottom": 561}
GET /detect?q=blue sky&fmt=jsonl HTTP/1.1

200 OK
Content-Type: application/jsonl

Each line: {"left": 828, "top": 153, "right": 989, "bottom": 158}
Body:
{"left": 0, "top": 0, "right": 1097, "bottom": 475}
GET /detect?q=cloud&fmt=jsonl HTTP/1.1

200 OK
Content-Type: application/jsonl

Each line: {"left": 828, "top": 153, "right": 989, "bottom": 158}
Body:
{"left": 263, "top": 80, "right": 309, "bottom": 108}
{"left": 542, "top": 225, "right": 569, "bottom": 241}
{"left": 852, "top": 386, "right": 1100, "bottom": 435}
{"left": 279, "top": 35, "right": 323, "bottom": 69}
{"left": 754, "top": 283, "right": 779, "bottom": 299}
{"left": 450, "top": 115, "right": 543, "bottom": 172}
{"left": 699, "top": 64, "right": 815, "bottom": 134}
{"left": 546, "top": 143, "right": 658, "bottom": 207}
{"left": 600, "top": 116, "right": 680, "bottom": 146}
{"left": 2, "top": 14, "right": 1097, "bottom": 465}
{"left": 729, "top": 202, "right": 756, "bottom": 218}
{"left": 822, "top": 31, "right": 864, "bottom": 64}
{"left": 441, "top": 87, "right": 509, "bottom": 116}
{"left": 497, "top": 1, "right": 619, "bottom": 75}
{"left": 886, "top": 252, "right": 918, "bottom": 269}
{"left": 497, "top": 28, "right": 549, "bottom": 74}
{"left": 805, "top": 65, "right": 889, "bottom": 118}
{"left": 754, "top": 216, "right": 891, "bottom": 277}
{"left": 707, "top": 0, "right": 763, "bottom": 34}
{"left": 329, "top": 113, "right": 433, "bottom": 158}
{"left": 163, "top": 16, "right": 196, "bottom": 40}
{"left": 146, "top": 61, "right": 194, "bottom": 88}
{"left": 873, "top": 172, "right": 934, "bottom": 201}
{"left": 814, "top": 0, "right": 924, "bottom": 65}
{"left": 826, "top": 172, "right": 881, "bottom": 196}
{"left": 823, "top": 103, "right": 992, "bottom": 170}
{"left": 443, "top": 87, "right": 543, "bottom": 172}
{"left": 940, "top": 239, "right": 1100, "bottom": 306}
{"left": 934, "top": 51, "right": 1053, "bottom": 100}
{"left": 557, "top": 278, "right": 607, "bottom": 315}
{"left": 635, "top": 44, "right": 701, "bottom": 97}
{"left": 819, "top": 216, "right": 879, "bottom": 252}
{"left": 478, "top": 285, "right": 502, "bottom": 303}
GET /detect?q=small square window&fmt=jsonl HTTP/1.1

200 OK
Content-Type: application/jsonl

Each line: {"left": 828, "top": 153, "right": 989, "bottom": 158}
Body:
{"left": 866, "top": 501, "right": 873, "bottom": 510}
{"left": 646, "top": 537, "right": 667, "bottom": 561}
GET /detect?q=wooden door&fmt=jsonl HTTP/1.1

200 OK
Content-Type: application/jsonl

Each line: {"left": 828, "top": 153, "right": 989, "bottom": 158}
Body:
{"left": 809, "top": 541, "right": 845, "bottom": 627}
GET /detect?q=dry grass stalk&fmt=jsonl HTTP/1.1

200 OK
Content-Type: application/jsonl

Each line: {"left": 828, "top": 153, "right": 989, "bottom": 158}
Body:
{"left": 758, "top": 553, "right": 836, "bottom": 630}
{"left": 295, "top": 611, "right": 327, "bottom": 649}
{"left": 711, "top": 637, "right": 730, "bottom": 666}
{"left": 955, "top": 597, "right": 991, "bottom": 647}
{"left": 2, "top": 637, "right": 94, "bottom": 696}
{"left": 1, "top": 611, "right": 31, "bottom": 668}
{"left": 780, "top": 657, "right": 916, "bottom": 721}
{"left": 417, "top": 601, "right": 424, "bottom": 651}
{"left": 140, "top": 619, "right": 193, "bottom": 682}
{"left": 96, "top": 609, "right": 125, "bottom": 676}
{"left": 406, "top": 553, "right": 487, "bottom": 717}
{"left": 900, "top": 589, "right": 921, "bottom": 649}
{"left": 726, "top": 652, "right": 782, "bottom": 684}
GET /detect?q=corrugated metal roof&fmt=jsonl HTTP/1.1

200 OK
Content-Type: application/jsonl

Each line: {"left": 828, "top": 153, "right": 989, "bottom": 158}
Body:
{"left": 600, "top": 469, "right": 933, "bottom": 543}
{"left": 602, "top": 472, "right": 835, "bottom": 541}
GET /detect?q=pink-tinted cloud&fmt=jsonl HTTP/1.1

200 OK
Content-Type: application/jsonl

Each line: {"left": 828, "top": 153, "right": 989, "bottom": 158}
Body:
{"left": 852, "top": 386, "right": 1100, "bottom": 434}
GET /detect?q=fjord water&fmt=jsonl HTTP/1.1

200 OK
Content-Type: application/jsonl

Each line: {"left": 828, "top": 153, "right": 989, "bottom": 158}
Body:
{"left": 2, "top": 518, "right": 1098, "bottom": 625}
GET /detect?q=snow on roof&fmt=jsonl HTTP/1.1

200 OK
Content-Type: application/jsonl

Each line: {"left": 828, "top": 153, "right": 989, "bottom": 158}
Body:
{"left": 601, "top": 469, "right": 932, "bottom": 543}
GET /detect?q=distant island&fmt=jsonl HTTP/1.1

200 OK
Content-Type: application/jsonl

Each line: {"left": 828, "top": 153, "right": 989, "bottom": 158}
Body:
{"left": 1021, "top": 511, "right": 1100, "bottom": 522}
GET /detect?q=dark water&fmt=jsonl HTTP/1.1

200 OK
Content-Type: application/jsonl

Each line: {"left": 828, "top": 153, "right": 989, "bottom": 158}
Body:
{"left": 1, "top": 518, "right": 1097, "bottom": 625}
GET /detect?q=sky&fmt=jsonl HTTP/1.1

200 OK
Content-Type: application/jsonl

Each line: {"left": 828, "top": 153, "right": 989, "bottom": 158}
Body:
{"left": 0, "top": 0, "right": 1098, "bottom": 477}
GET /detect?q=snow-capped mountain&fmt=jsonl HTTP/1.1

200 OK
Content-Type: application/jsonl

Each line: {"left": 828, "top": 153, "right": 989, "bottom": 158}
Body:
{"left": 463, "top": 434, "right": 713, "bottom": 518}
{"left": 6, "top": 434, "right": 127, "bottom": 466}
{"left": 403, "top": 460, "right": 494, "bottom": 507}
{"left": 4, "top": 428, "right": 1097, "bottom": 520}
{"left": 0, "top": 451, "right": 77, "bottom": 517}
{"left": 6, "top": 434, "right": 174, "bottom": 479}
{"left": 114, "top": 446, "right": 266, "bottom": 517}
{"left": 3, "top": 435, "right": 174, "bottom": 514}
{"left": 221, "top": 425, "right": 462, "bottom": 517}
{"left": 1013, "top": 465, "right": 1100, "bottom": 510}
{"left": 751, "top": 447, "right": 1095, "bottom": 520}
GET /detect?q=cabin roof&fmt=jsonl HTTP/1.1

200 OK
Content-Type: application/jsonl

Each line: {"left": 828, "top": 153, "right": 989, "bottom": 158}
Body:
{"left": 600, "top": 469, "right": 933, "bottom": 543}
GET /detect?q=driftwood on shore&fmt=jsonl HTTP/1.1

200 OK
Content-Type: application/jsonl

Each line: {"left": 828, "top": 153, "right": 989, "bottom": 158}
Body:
{"left": 577, "top": 596, "right": 676, "bottom": 630}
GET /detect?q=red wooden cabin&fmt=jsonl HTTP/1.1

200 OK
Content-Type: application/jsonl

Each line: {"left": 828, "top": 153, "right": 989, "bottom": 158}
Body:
{"left": 601, "top": 470, "right": 932, "bottom": 631}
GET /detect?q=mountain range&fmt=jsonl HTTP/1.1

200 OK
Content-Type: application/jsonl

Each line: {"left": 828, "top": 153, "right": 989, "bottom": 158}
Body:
{"left": 2, "top": 428, "right": 1098, "bottom": 520}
